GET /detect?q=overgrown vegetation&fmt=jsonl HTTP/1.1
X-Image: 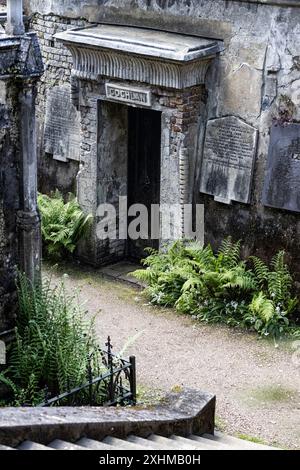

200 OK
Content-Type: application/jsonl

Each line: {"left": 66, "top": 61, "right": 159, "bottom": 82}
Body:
{"left": 133, "top": 239, "right": 299, "bottom": 339}
{"left": 0, "top": 275, "right": 105, "bottom": 406}
{"left": 38, "top": 191, "right": 93, "bottom": 259}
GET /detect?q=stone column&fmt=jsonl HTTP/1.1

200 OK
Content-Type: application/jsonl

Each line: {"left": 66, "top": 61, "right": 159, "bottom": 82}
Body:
{"left": 17, "top": 79, "right": 41, "bottom": 282}
{"left": 6, "top": 0, "right": 25, "bottom": 36}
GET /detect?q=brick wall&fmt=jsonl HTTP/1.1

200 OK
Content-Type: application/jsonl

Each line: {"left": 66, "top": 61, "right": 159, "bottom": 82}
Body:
{"left": 31, "top": 14, "right": 90, "bottom": 196}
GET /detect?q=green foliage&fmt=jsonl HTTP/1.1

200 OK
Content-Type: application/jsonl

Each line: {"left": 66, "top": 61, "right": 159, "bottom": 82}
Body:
{"left": 0, "top": 274, "right": 104, "bottom": 406}
{"left": 38, "top": 191, "right": 93, "bottom": 259}
{"left": 250, "top": 251, "right": 295, "bottom": 307}
{"left": 242, "top": 251, "right": 298, "bottom": 337}
{"left": 133, "top": 239, "right": 299, "bottom": 339}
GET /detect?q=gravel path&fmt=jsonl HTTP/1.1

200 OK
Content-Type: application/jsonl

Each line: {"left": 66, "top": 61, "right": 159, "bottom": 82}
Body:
{"left": 46, "top": 263, "right": 300, "bottom": 450}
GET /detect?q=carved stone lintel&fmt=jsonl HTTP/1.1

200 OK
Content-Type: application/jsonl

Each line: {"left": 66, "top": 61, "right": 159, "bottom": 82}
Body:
{"left": 68, "top": 47, "right": 212, "bottom": 89}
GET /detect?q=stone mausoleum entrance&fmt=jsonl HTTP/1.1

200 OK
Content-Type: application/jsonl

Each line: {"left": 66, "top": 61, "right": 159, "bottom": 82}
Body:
{"left": 56, "top": 24, "right": 220, "bottom": 266}
{"left": 128, "top": 108, "right": 161, "bottom": 259}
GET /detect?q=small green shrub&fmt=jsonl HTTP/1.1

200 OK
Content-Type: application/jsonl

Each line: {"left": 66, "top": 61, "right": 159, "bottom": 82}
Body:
{"left": 38, "top": 191, "right": 93, "bottom": 259}
{"left": 0, "top": 275, "right": 104, "bottom": 406}
{"left": 133, "top": 239, "right": 299, "bottom": 339}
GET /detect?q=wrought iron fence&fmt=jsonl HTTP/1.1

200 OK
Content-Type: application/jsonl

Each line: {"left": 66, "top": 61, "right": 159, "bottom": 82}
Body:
{"left": 38, "top": 337, "right": 137, "bottom": 407}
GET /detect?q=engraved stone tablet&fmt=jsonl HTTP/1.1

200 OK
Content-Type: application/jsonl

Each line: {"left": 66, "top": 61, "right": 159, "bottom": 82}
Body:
{"left": 105, "top": 83, "right": 151, "bottom": 107}
{"left": 262, "top": 123, "right": 300, "bottom": 213}
{"left": 200, "top": 116, "right": 258, "bottom": 204}
{"left": 44, "top": 86, "right": 81, "bottom": 162}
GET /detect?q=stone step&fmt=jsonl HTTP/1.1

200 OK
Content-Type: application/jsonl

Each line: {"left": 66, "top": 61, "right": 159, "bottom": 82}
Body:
{"left": 0, "top": 433, "right": 279, "bottom": 451}
{"left": 76, "top": 437, "right": 119, "bottom": 451}
{"left": 102, "top": 436, "right": 147, "bottom": 451}
{"left": 147, "top": 434, "right": 197, "bottom": 450}
{"left": 189, "top": 434, "right": 235, "bottom": 450}
{"left": 48, "top": 439, "right": 88, "bottom": 451}
{"left": 203, "top": 431, "right": 276, "bottom": 450}
{"left": 170, "top": 435, "right": 208, "bottom": 449}
{"left": 170, "top": 435, "right": 227, "bottom": 450}
{"left": 18, "top": 441, "right": 54, "bottom": 451}
{"left": 126, "top": 435, "right": 170, "bottom": 450}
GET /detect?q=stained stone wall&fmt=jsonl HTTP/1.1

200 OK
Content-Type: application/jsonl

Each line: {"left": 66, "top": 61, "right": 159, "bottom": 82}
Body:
{"left": 25, "top": 0, "right": 300, "bottom": 278}
{"left": 30, "top": 14, "right": 87, "bottom": 195}
{"left": 0, "top": 82, "right": 19, "bottom": 331}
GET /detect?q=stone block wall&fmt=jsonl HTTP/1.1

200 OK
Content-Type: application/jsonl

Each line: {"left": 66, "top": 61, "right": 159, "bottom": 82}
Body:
{"left": 25, "top": 0, "right": 300, "bottom": 278}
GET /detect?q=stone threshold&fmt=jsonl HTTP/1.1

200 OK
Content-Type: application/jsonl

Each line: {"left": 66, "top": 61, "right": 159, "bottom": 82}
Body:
{"left": 98, "top": 261, "right": 146, "bottom": 287}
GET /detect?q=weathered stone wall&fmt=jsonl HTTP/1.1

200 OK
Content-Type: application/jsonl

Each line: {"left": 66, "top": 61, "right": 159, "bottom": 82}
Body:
{"left": 0, "top": 82, "right": 19, "bottom": 331}
{"left": 0, "top": 21, "right": 43, "bottom": 332}
{"left": 25, "top": 0, "right": 300, "bottom": 277}
{"left": 29, "top": 14, "right": 87, "bottom": 195}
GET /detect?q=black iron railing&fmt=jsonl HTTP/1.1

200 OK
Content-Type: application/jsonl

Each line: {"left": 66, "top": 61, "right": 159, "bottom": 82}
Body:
{"left": 38, "top": 337, "right": 137, "bottom": 407}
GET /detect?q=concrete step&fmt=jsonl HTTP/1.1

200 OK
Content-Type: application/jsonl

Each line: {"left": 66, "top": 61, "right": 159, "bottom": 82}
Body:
{"left": 18, "top": 441, "right": 53, "bottom": 451}
{"left": 76, "top": 437, "right": 119, "bottom": 451}
{"left": 48, "top": 439, "right": 88, "bottom": 451}
{"left": 203, "top": 431, "right": 276, "bottom": 450}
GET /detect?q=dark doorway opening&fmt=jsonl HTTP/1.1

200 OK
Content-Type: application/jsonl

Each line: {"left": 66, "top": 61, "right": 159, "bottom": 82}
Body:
{"left": 127, "top": 107, "right": 161, "bottom": 260}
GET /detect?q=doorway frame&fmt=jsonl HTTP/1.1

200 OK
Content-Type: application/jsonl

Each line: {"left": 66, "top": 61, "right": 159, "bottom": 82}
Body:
{"left": 76, "top": 79, "right": 204, "bottom": 266}
{"left": 127, "top": 106, "right": 162, "bottom": 260}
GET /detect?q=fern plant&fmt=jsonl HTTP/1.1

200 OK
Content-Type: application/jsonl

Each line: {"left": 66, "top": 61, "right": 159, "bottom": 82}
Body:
{"left": 0, "top": 274, "right": 104, "bottom": 406}
{"left": 244, "top": 252, "right": 299, "bottom": 337}
{"left": 38, "top": 191, "right": 93, "bottom": 259}
{"left": 133, "top": 239, "right": 299, "bottom": 338}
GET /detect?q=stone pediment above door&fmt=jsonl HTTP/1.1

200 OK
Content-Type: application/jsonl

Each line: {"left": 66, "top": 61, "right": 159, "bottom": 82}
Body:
{"left": 55, "top": 24, "right": 221, "bottom": 89}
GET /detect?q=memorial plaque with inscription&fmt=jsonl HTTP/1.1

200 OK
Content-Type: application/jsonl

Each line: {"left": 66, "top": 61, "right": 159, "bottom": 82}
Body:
{"left": 262, "top": 123, "right": 300, "bottom": 213}
{"left": 44, "top": 86, "right": 81, "bottom": 162}
{"left": 105, "top": 83, "right": 151, "bottom": 107}
{"left": 200, "top": 116, "right": 258, "bottom": 204}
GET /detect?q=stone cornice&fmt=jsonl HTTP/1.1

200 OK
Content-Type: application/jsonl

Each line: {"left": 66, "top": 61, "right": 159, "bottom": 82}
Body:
{"left": 66, "top": 45, "right": 213, "bottom": 89}
{"left": 56, "top": 25, "right": 219, "bottom": 89}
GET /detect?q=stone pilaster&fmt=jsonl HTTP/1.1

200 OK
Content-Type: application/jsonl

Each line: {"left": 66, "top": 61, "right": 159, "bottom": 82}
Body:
{"left": 0, "top": 23, "right": 43, "bottom": 330}
{"left": 17, "top": 79, "right": 41, "bottom": 282}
